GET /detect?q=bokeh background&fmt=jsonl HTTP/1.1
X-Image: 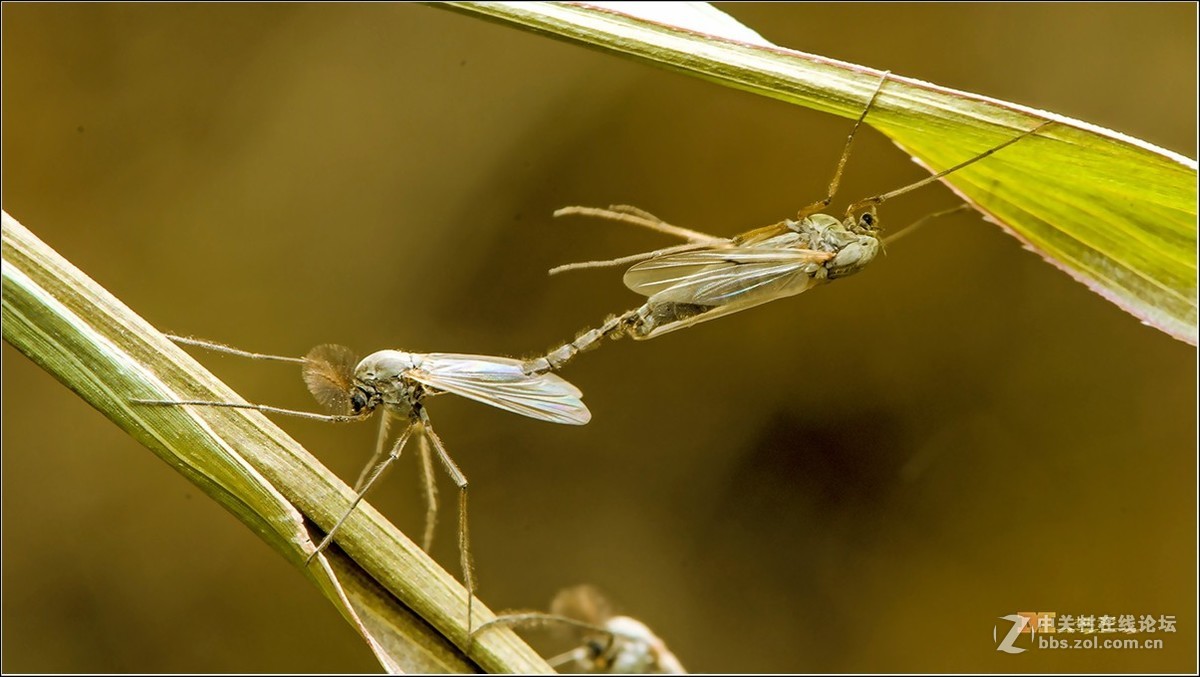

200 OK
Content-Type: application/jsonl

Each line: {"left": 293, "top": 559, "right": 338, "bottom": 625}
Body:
{"left": 2, "top": 3, "right": 1195, "bottom": 673}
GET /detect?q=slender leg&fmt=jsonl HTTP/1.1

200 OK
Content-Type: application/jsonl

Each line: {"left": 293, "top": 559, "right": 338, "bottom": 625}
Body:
{"left": 355, "top": 411, "right": 395, "bottom": 491}
{"left": 548, "top": 204, "right": 726, "bottom": 276}
{"left": 306, "top": 423, "right": 413, "bottom": 564}
{"left": 418, "top": 409, "right": 474, "bottom": 637}
{"left": 164, "top": 334, "right": 306, "bottom": 364}
{"left": 797, "top": 71, "right": 891, "bottom": 219}
{"left": 415, "top": 431, "right": 439, "bottom": 552}
{"left": 605, "top": 204, "right": 668, "bottom": 221}
{"left": 549, "top": 242, "right": 710, "bottom": 276}
{"left": 846, "top": 120, "right": 1054, "bottom": 216}
{"left": 882, "top": 204, "right": 972, "bottom": 247}
{"left": 131, "top": 398, "right": 362, "bottom": 424}
{"left": 546, "top": 647, "right": 591, "bottom": 670}
{"left": 471, "top": 612, "right": 615, "bottom": 671}
{"left": 523, "top": 306, "right": 647, "bottom": 375}
{"left": 554, "top": 205, "right": 723, "bottom": 244}
{"left": 473, "top": 612, "right": 613, "bottom": 637}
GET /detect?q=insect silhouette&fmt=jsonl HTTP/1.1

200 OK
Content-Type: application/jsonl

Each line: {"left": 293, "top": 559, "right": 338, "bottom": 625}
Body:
{"left": 135, "top": 335, "right": 591, "bottom": 634}
{"left": 474, "top": 584, "right": 685, "bottom": 674}
{"left": 524, "top": 73, "right": 1053, "bottom": 375}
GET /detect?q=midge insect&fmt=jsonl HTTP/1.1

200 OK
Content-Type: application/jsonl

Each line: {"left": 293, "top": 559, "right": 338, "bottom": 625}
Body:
{"left": 134, "top": 335, "right": 591, "bottom": 634}
{"left": 524, "top": 73, "right": 1054, "bottom": 375}
{"left": 474, "top": 584, "right": 685, "bottom": 674}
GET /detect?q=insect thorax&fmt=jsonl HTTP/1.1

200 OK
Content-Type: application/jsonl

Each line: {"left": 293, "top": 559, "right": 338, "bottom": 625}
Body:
{"left": 788, "top": 213, "right": 881, "bottom": 279}
{"left": 354, "top": 350, "right": 423, "bottom": 412}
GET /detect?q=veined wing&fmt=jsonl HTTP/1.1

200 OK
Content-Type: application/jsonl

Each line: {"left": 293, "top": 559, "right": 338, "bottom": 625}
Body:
{"left": 408, "top": 354, "right": 591, "bottom": 425}
{"left": 636, "top": 274, "right": 824, "bottom": 340}
{"left": 624, "top": 247, "right": 832, "bottom": 306}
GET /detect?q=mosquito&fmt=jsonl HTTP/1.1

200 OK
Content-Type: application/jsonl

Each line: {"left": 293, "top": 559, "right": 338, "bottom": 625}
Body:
{"left": 473, "top": 584, "right": 685, "bottom": 674}
{"left": 524, "top": 72, "right": 1054, "bottom": 375}
{"left": 134, "top": 335, "right": 591, "bottom": 634}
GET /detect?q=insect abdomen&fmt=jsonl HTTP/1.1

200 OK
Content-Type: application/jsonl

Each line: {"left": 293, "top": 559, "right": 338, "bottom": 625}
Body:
{"left": 524, "top": 309, "right": 645, "bottom": 374}
{"left": 632, "top": 302, "right": 708, "bottom": 338}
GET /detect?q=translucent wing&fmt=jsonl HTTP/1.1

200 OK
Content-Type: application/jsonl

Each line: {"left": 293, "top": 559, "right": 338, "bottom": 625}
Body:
{"left": 408, "top": 354, "right": 591, "bottom": 425}
{"left": 624, "top": 247, "right": 831, "bottom": 306}
{"left": 634, "top": 283, "right": 821, "bottom": 340}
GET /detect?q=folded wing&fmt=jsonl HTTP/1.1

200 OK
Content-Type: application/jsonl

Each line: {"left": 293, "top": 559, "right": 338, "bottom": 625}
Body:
{"left": 624, "top": 247, "right": 831, "bottom": 306}
{"left": 408, "top": 354, "right": 591, "bottom": 425}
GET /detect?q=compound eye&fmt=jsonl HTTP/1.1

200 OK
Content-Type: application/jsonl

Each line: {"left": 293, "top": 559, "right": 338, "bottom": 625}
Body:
{"left": 859, "top": 212, "right": 876, "bottom": 229}
{"left": 350, "top": 389, "right": 370, "bottom": 415}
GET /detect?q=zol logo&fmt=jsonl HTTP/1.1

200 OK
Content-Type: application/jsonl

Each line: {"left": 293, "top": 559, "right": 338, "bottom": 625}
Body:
{"left": 994, "top": 614, "right": 1031, "bottom": 654}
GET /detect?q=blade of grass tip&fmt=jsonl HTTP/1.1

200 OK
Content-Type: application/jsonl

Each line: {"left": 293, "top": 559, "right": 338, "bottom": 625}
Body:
{"left": 438, "top": 2, "right": 1197, "bottom": 345}
{"left": 1, "top": 210, "right": 553, "bottom": 674}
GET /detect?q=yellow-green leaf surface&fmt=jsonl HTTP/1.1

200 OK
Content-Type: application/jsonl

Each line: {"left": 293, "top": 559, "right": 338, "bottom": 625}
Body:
{"left": 1, "top": 211, "right": 554, "bottom": 674}
{"left": 443, "top": 2, "right": 1198, "bottom": 345}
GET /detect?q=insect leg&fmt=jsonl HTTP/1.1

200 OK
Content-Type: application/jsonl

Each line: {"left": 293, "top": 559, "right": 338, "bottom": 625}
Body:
{"left": 473, "top": 611, "right": 613, "bottom": 637}
{"left": 164, "top": 334, "right": 306, "bottom": 364}
{"left": 418, "top": 408, "right": 475, "bottom": 637}
{"left": 354, "top": 410, "right": 395, "bottom": 491}
{"left": 797, "top": 71, "right": 891, "bottom": 219}
{"left": 605, "top": 204, "right": 673, "bottom": 222}
{"left": 554, "top": 205, "right": 723, "bottom": 244}
{"left": 545, "top": 646, "right": 592, "bottom": 670}
{"left": 131, "top": 398, "right": 362, "bottom": 424}
{"left": 882, "top": 203, "right": 972, "bottom": 246}
{"left": 471, "top": 611, "right": 618, "bottom": 669}
{"left": 306, "top": 423, "right": 414, "bottom": 564}
{"left": 549, "top": 242, "right": 711, "bottom": 276}
{"left": 416, "top": 432, "right": 439, "bottom": 552}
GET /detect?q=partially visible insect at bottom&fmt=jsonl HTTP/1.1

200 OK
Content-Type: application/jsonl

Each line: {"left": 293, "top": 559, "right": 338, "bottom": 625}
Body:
{"left": 474, "top": 584, "right": 685, "bottom": 674}
{"left": 522, "top": 71, "right": 1054, "bottom": 376}
{"left": 134, "top": 335, "right": 591, "bottom": 635}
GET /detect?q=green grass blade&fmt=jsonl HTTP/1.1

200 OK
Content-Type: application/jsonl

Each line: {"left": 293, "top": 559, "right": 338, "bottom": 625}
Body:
{"left": 1, "top": 211, "right": 553, "bottom": 674}
{"left": 441, "top": 2, "right": 1198, "bottom": 344}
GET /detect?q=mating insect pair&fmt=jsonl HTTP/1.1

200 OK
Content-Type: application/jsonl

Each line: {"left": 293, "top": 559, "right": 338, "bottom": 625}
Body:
{"left": 136, "top": 335, "right": 591, "bottom": 637}
{"left": 525, "top": 74, "right": 1053, "bottom": 375}
{"left": 135, "top": 71, "right": 1052, "bottom": 667}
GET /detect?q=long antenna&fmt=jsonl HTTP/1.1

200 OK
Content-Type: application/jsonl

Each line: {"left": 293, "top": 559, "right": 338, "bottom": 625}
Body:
{"left": 847, "top": 120, "right": 1055, "bottom": 215}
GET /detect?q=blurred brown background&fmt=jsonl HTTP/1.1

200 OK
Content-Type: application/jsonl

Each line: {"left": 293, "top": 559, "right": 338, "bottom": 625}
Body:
{"left": 2, "top": 3, "right": 1195, "bottom": 673}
